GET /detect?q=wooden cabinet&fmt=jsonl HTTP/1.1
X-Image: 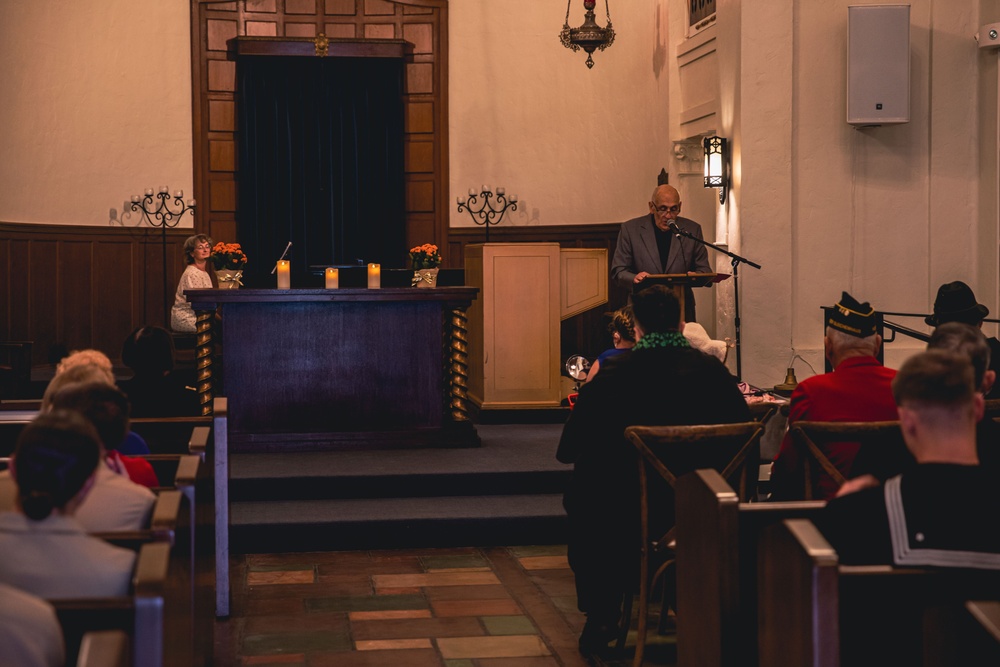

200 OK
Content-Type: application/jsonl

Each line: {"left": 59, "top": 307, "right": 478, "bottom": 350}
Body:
{"left": 465, "top": 243, "right": 606, "bottom": 410}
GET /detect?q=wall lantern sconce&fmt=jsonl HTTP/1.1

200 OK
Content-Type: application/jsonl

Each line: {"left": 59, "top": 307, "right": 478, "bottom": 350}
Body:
{"left": 559, "top": 0, "right": 616, "bottom": 69}
{"left": 703, "top": 135, "right": 729, "bottom": 204}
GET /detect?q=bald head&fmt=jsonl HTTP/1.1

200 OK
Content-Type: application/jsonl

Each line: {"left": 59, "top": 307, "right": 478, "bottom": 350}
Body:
{"left": 651, "top": 184, "right": 679, "bottom": 202}
{"left": 649, "top": 185, "right": 682, "bottom": 231}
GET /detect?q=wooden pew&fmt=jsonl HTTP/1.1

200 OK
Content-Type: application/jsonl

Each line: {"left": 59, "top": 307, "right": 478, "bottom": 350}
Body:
{"left": 56, "top": 490, "right": 192, "bottom": 667}
{"left": 757, "top": 519, "right": 1000, "bottom": 667}
{"left": 674, "top": 469, "right": 824, "bottom": 667}
{"left": 130, "top": 416, "right": 212, "bottom": 456}
{"left": 76, "top": 630, "right": 130, "bottom": 667}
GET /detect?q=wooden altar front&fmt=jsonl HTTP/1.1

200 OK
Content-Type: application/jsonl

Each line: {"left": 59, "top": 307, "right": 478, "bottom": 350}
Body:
{"left": 185, "top": 288, "right": 479, "bottom": 451}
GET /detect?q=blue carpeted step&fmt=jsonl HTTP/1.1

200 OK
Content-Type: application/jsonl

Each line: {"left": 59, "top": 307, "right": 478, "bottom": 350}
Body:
{"left": 229, "top": 494, "right": 568, "bottom": 553}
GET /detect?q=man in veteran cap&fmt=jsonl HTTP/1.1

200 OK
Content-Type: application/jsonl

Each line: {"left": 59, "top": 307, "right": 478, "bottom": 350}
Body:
{"left": 769, "top": 292, "right": 899, "bottom": 500}
{"left": 927, "top": 281, "right": 1000, "bottom": 399}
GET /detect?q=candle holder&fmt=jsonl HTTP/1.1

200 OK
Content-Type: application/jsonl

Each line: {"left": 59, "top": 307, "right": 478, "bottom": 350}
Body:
{"left": 123, "top": 187, "right": 197, "bottom": 326}
{"left": 456, "top": 186, "right": 518, "bottom": 243}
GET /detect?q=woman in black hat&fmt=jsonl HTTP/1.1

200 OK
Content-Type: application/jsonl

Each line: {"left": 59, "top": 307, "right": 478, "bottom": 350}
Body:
{"left": 927, "top": 281, "right": 1000, "bottom": 399}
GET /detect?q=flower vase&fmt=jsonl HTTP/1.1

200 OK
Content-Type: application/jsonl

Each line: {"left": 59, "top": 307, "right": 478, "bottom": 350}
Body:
{"left": 216, "top": 269, "right": 244, "bottom": 289}
{"left": 412, "top": 268, "right": 439, "bottom": 288}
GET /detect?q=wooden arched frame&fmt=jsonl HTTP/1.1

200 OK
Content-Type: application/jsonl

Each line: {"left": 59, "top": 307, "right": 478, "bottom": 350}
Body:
{"left": 190, "top": 0, "right": 449, "bottom": 262}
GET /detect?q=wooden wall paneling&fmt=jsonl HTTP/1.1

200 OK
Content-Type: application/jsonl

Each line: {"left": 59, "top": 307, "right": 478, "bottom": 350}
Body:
{"left": 8, "top": 240, "right": 32, "bottom": 344}
{"left": 29, "top": 241, "right": 60, "bottom": 362}
{"left": 0, "top": 239, "right": 9, "bottom": 339}
{"left": 61, "top": 241, "right": 95, "bottom": 352}
{"left": 93, "top": 241, "right": 136, "bottom": 358}
{"left": 0, "top": 224, "right": 195, "bottom": 365}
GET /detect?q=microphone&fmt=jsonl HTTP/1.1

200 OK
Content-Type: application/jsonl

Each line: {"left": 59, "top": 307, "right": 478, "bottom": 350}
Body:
{"left": 668, "top": 222, "right": 682, "bottom": 237}
{"left": 270, "top": 241, "right": 292, "bottom": 274}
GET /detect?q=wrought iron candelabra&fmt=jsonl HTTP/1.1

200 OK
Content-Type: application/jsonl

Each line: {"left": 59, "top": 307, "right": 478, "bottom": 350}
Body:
{"left": 456, "top": 186, "right": 518, "bottom": 242}
{"left": 126, "top": 187, "right": 197, "bottom": 325}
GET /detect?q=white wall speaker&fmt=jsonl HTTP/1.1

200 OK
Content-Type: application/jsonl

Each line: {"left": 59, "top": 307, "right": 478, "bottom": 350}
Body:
{"left": 847, "top": 4, "right": 910, "bottom": 126}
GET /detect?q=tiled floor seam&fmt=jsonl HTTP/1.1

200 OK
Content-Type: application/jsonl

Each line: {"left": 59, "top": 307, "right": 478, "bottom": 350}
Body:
{"left": 482, "top": 547, "right": 591, "bottom": 667}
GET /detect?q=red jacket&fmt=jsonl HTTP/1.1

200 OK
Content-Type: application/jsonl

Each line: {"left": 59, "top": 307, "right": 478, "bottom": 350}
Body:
{"left": 106, "top": 451, "right": 160, "bottom": 489}
{"left": 770, "top": 356, "right": 897, "bottom": 500}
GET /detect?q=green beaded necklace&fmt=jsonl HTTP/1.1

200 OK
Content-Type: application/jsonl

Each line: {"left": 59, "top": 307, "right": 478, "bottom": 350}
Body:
{"left": 632, "top": 331, "right": 690, "bottom": 350}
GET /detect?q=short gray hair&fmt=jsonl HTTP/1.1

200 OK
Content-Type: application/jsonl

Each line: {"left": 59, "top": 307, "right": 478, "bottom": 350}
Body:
{"left": 825, "top": 327, "right": 879, "bottom": 356}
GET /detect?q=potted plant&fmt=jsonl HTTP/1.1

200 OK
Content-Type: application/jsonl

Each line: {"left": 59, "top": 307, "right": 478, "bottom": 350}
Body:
{"left": 211, "top": 242, "right": 248, "bottom": 289}
{"left": 409, "top": 243, "right": 442, "bottom": 288}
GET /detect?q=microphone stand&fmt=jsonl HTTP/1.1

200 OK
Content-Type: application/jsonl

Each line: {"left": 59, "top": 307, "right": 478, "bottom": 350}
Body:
{"left": 669, "top": 223, "right": 761, "bottom": 381}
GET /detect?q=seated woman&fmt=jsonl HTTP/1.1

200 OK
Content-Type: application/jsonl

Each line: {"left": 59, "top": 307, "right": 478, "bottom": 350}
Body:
{"left": 586, "top": 306, "right": 636, "bottom": 383}
{"left": 0, "top": 411, "right": 136, "bottom": 599}
{"left": 170, "top": 234, "right": 217, "bottom": 333}
{"left": 0, "top": 582, "right": 65, "bottom": 667}
{"left": 120, "top": 325, "right": 200, "bottom": 417}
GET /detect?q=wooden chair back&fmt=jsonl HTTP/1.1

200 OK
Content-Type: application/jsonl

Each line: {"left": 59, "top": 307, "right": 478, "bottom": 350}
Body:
{"left": 624, "top": 421, "right": 765, "bottom": 667}
{"left": 674, "top": 469, "right": 824, "bottom": 667}
{"left": 787, "top": 420, "right": 900, "bottom": 499}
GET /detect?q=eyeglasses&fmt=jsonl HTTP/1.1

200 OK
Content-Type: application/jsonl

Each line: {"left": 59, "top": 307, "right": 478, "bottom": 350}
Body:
{"left": 653, "top": 205, "right": 681, "bottom": 214}
{"left": 195, "top": 243, "right": 211, "bottom": 250}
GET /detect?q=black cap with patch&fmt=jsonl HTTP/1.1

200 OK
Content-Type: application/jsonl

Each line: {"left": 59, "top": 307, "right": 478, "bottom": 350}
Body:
{"left": 828, "top": 291, "right": 876, "bottom": 338}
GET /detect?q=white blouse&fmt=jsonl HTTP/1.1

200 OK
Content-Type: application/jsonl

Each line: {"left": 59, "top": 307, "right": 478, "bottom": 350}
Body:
{"left": 170, "top": 264, "right": 213, "bottom": 332}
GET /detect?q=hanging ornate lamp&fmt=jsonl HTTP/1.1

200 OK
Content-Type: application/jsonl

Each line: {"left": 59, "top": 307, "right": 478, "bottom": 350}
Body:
{"left": 559, "top": 0, "right": 616, "bottom": 69}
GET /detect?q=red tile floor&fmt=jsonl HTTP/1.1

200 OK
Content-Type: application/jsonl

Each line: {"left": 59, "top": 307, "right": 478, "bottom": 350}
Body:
{"left": 214, "top": 545, "right": 677, "bottom": 666}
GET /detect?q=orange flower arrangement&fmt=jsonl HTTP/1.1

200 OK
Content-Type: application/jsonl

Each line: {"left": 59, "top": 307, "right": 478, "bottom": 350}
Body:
{"left": 409, "top": 243, "right": 442, "bottom": 270}
{"left": 211, "top": 242, "right": 248, "bottom": 270}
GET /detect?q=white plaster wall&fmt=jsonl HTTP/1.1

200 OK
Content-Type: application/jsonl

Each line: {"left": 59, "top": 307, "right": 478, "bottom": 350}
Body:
{"left": 448, "top": 0, "right": 673, "bottom": 227}
{"left": 0, "top": 0, "right": 193, "bottom": 227}
{"left": 704, "top": 0, "right": 997, "bottom": 386}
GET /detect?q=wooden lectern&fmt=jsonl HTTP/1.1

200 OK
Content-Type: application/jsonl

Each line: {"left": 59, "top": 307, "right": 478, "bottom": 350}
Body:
{"left": 634, "top": 273, "right": 730, "bottom": 321}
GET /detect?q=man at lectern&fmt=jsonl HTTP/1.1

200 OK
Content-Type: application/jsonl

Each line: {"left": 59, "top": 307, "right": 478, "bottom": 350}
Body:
{"left": 610, "top": 184, "right": 712, "bottom": 321}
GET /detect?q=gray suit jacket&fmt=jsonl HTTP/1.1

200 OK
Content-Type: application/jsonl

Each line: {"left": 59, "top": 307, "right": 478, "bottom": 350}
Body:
{"left": 611, "top": 214, "right": 712, "bottom": 319}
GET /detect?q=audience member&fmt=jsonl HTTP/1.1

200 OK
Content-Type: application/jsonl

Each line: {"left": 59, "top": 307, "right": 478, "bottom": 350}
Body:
{"left": 120, "top": 325, "right": 200, "bottom": 417}
{"left": 0, "top": 582, "right": 65, "bottom": 667}
{"left": 557, "top": 285, "right": 750, "bottom": 656}
{"left": 54, "top": 349, "right": 115, "bottom": 383}
{"left": 171, "top": 234, "right": 217, "bottom": 333}
{"left": 42, "top": 361, "right": 150, "bottom": 456}
{"left": 769, "top": 292, "right": 898, "bottom": 500}
{"left": 815, "top": 350, "right": 1000, "bottom": 569}
{"left": 0, "top": 411, "right": 136, "bottom": 598}
{"left": 926, "top": 280, "right": 1000, "bottom": 399}
{"left": 585, "top": 306, "right": 636, "bottom": 382}
{"left": 845, "top": 322, "right": 1000, "bottom": 491}
{"left": 0, "top": 380, "right": 157, "bottom": 529}
{"left": 49, "top": 381, "right": 159, "bottom": 489}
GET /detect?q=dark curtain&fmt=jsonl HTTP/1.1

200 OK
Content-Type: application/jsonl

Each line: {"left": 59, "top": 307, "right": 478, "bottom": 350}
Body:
{"left": 237, "top": 56, "right": 405, "bottom": 287}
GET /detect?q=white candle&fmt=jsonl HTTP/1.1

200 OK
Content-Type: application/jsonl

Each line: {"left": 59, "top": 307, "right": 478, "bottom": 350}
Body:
{"left": 131, "top": 195, "right": 140, "bottom": 203}
{"left": 468, "top": 187, "right": 476, "bottom": 196}
{"left": 277, "top": 260, "right": 290, "bottom": 289}
{"left": 496, "top": 187, "right": 505, "bottom": 196}
{"left": 144, "top": 188, "right": 154, "bottom": 196}
{"left": 174, "top": 190, "right": 183, "bottom": 198}
{"left": 187, "top": 198, "right": 196, "bottom": 207}
{"left": 367, "top": 263, "right": 381, "bottom": 289}
{"left": 510, "top": 193, "right": 519, "bottom": 203}
{"left": 483, "top": 184, "right": 491, "bottom": 194}
{"left": 159, "top": 185, "right": 169, "bottom": 194}
{"left": 325, "top": 267, "right": 339, "bottom": 289}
